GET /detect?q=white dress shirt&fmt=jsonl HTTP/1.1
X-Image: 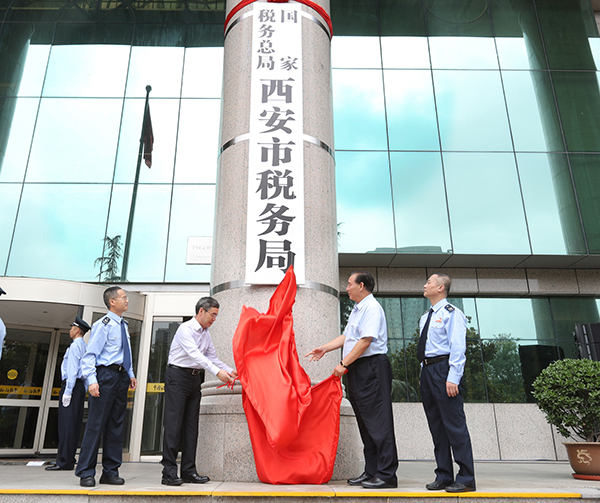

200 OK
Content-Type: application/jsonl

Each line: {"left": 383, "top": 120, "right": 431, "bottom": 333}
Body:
{"left": 168, "top": 317, "right": 232, "bottom": 376}
{"left": 342, "top": 293, "right": 389, "bottom": 359}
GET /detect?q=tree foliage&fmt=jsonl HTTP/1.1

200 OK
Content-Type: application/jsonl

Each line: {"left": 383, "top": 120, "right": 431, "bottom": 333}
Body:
{"left": 532, "top": 358, "right": 600, "bottom": 442}
{"left": 95, "top": 235, "right": 122, "bottom": 282}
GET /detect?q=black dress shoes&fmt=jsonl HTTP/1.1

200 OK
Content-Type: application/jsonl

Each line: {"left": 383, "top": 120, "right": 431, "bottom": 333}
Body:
{"left": 426, "top": 480, "right": 449, "bottom": 490}
{"left": 445, "top": 482, "right": 476, "bottom": 493}
{"left": 182, "top": 473, "right": 210, "bottom": 484}
{"left": 347, "top": 471, "right": 371, "bottom": 486}
{"left": 162, "top": 474, "right": 184, "bottom": 486}
{"left": 99, "top": 474, "right": 125, "bottom": 485}
{"left": 45, "top": 464, "right": 68, "bottom": 471}
{"left": 80, "top": 476, "right": 95, "bottom": 487}
{"left": 361, "top": 477, "right": 398, "bottom": 489}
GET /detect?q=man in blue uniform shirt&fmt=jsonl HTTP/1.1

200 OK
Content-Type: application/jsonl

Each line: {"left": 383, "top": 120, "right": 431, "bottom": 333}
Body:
{"left": 46, "top": 315, "right": 91, "bottom": 471}
{"left": 306, "top": 271, "right": 398, "bottom": 489}
{"left": 0, "top": 287, "right": 6, "bottom": 360}
{"left": 76, "top": 286, "right": 137, "bottom": 487}
{"left": 419, "top": 273, "right": 475, "bottom": 493}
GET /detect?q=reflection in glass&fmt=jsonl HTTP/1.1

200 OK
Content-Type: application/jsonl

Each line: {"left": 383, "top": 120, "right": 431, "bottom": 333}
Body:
{"left": 0, "top": 184, "right": 21, "bottom": 273}
{"left": 181, "top": 47, "right": 224, "bottom": 98}
{"left": 502, "top": 71, "right": 553, "bottom": 152}
{"left": 335, "top": 151, "right": 395, "bottom": 253}
{"left": 26, "top": 98, "right": 123, "bottom": 183}
{"left": 552, "top": 72, "right": 600, "bottom": 152}
{"left": 381, "top": 37, "right": 430, "bottom": 69}
{"left": 0, "top": 98, "right": 39, "bottom": 182}
{"left": 462, "top": 339, "right": 486, "bottom": 403}
{"left": 42, "top": 45, "right": 130, "bottom": 98}
{"left": 517, "top": 153, "right": 577, "bottom": 255}
{"left": 114, "top": 98, "right": 180, "bottom": 184}
{"left": 425, "top": 1, "right": 493, "bottom": 38}
{"left": 434, "top": 70, "right": 513, "bottom": 151}
{"left": 484, "top": 334, "right": 527, "bottom": 403}
{"left": 385, "top": 70, "right": 439, "bottom": 151}
{"left": 7, "top": 184, "right": 110, "bottom": 280}
{"left": 117, "top": 184, "right": 171, "bottom": 282}
{"left": 331, "top": 36, "right": 381, "bottom": 69}
{"left": 495, "top": 38, "right": 530, "bottom": 70}
{"left": 443, "top": 153, "right": 530, "bottom": 254}
{"left": 0, "top": 407, "right": 38, "bottom": 448}
{"left": 125, "top": 47, "right": 184, "bottom": 98}
{"left": 429, "top": 37, "right": 498, "bottom": 70}
{"left": 0, "top": 328, "right": 51, "bottom": 399}
{"left": 570, "top": 154, "right": 600, "bottom": 253}
{"left": 141, "top": 320, "right": 181, "bottom": 455}
{"left": 475, "top": 298, "right": 537, "bottom": 341}
{"left": 390, "top": 152, "right": 451, "bottom": 253}
{"left": 332, "top": 69, "right": 387, "bottom": 150}
{"left": 165, "top": 185, "right": 215, "bottom": 282}
{"left": 174, "top": 99, "right": 220, "bottom": 184}
{"left": 17, "top": 44, "right": 50, "bottom": 97}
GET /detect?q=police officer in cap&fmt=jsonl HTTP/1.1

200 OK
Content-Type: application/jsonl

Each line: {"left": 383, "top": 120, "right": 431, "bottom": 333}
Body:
{"left": 0, "top": 287, "right": 6, "bottom": 361}
{"left": 46, "top": 315, "right": 91, "bottom": 471}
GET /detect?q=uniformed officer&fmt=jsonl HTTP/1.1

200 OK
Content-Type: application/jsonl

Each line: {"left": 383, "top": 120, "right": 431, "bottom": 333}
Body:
{"left": 419, "top": 273, "right": 475, "bottom": 492}
{"left": 46, "top": 315, "right": 91, "bottom": 471}
{"left": 306, "top": 271, "right": 398, "bottom": 489}
{"left": 75, "top": 286, "right": 137, "bottom": 487}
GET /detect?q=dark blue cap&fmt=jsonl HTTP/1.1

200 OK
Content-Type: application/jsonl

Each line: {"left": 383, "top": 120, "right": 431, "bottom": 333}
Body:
{"left": 71, "top": 316, "right": 91, "bottom": 334}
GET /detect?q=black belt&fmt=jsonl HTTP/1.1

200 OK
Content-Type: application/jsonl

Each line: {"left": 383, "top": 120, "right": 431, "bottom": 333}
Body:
{"left": 421, "top": 354, "right": 450, "bottom": 366}
{"left": 168, "top": 364, "right": 203, "bottom": 376}
{"left": 100, "top": 364, "right": 127, "bottom": 372}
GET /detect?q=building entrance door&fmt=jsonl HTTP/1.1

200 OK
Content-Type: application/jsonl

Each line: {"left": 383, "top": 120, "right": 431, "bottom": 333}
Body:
{"left": 0, "top": 326, "right": 69, "bottom": 455}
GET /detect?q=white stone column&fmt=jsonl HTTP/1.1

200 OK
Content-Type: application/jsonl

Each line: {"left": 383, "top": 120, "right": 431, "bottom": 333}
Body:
{"left": 196, "top": 0, "right": 361, "bottom": 482}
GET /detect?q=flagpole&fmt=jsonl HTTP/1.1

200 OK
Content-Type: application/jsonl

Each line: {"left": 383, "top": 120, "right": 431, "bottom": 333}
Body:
{"left": 121, "top": 85, "right": 152, "bottom": 282}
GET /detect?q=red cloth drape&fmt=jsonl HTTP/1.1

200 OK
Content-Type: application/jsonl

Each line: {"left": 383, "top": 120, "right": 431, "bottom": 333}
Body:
{"left": 232, "top": 267, "right": 342, "bottom": 484}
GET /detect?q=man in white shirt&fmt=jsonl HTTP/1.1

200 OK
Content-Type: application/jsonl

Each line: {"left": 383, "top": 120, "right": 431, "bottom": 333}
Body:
{"left": 306, "top": 271, "right": 398, "bottom": 489}
{"left": 161, "top": 297, "right": 237, "bottom": 486}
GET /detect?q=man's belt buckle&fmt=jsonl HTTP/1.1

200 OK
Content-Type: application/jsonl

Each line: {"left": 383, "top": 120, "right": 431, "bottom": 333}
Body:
{"left": 191, "top": 369, "right": 200, "bottom": 376}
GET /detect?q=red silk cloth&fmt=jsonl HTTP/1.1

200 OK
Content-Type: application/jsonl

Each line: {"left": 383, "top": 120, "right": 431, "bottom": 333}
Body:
{"left": 232, "top": 267, "right": 342, "bottom": 484}
{"left": 224, "top": 0, "right": 333, "bottom": 36}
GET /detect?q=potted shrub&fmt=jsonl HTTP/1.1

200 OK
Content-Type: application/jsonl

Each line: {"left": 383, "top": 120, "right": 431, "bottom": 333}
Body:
{"left": 532, "top": 358, "right": 600, "bottom": 480}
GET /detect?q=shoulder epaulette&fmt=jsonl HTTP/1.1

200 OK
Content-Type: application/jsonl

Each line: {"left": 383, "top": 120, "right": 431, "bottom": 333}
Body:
{"left": 102, "top": 317, "right": 111, "bottom": 325}
{"left": 445, "top": 304, "right": 455, "bottom": 312}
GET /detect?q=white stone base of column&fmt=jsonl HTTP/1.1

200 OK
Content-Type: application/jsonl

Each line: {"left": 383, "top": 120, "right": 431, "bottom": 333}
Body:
{"left": 196, "top": 380, "right": 362, "bottom": 482}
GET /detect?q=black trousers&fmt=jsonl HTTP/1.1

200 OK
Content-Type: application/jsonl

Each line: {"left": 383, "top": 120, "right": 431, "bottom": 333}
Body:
{"left": 420, "top": 359, "right": 475, "bottom": 487}
{"left": 161, "top": 365, "right": 203, "bottom": 477}
{"left": 56, "top": 379, "right": 85, "bottom": 469}
{"left": 75, "top": 366, "right": 130, "bottom": 478}
{"left": 346, "top": 354, "right": 398, "bottom": 484}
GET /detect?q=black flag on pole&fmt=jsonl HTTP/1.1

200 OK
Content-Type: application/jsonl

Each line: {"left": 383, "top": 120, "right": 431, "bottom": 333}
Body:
{"left": 143, "top": 102, "right": 153, "bottom": 168}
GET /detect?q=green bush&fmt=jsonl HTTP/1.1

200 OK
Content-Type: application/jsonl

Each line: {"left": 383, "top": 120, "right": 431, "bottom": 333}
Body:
{"left": 532, "top": 359, "right": 600, "bottom": 442}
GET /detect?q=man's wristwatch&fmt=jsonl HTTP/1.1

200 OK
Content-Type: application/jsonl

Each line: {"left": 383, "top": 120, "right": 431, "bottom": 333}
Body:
{"left": 340, "top": 360, "right": 347, "bottom": 368}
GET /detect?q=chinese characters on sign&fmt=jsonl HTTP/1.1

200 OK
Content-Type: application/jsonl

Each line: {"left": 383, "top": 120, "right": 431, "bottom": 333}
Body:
{"left": 246, "top": 3, "right": 305, "bottom": 285}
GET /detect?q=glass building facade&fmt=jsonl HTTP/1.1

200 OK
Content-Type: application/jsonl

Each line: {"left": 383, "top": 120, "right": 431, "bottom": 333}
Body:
{"left": 2, "top": 0, "right": 600, "bottom": 456}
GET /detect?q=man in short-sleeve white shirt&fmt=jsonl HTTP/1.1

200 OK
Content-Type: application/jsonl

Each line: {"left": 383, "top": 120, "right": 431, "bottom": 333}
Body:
{"left": 306, "top": 271, "right": 398, "bottom": 489}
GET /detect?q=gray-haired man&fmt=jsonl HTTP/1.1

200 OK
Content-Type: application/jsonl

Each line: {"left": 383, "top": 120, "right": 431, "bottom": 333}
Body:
{"left": 161, "top": 297, "right": 237, "bottom": 486}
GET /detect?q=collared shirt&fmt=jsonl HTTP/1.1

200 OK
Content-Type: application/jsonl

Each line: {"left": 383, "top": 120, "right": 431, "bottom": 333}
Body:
{"left": 80, "top": 311, "right": 135, "bottom": 385}
{"left": 0, "top": 317, "right": 6, "bottom": 360}
{"left": 419, "top": 298, "right": 467, "bottom": 385}
{"left": 342, "top": 293, "right": 388, "bottom": 359}
{"left": 61, "top": 337, "right": 87, "bottom": 395}
{"left": 168, "top": 317, "right": 233, "bottom": 376}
